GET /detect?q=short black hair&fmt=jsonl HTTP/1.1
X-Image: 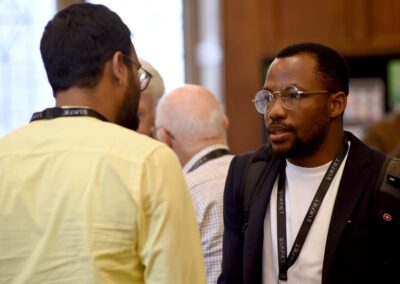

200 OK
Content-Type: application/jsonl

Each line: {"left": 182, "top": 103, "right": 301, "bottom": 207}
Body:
{"left": 40, "top": 3, "right": 132, "bottom": 95}
{"left": 276, "top": 42, "right": 349, "bottom": 95}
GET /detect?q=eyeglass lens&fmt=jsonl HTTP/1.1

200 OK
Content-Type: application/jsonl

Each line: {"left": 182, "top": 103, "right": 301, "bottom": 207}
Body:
{"left": 254, "top": 86, "right": 300, "bottom": 114}
{"left": 139, "top": 69, "right": 152, "bottom": 91}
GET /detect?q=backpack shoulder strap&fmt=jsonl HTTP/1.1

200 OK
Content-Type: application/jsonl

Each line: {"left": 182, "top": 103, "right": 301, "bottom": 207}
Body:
{"left": 239, "top": 143, "right": 275, "bottom": 233}
{"left": 239, "top": 158, "right": 268, "bottom": 233}
{"left": 375, "top": 156, "right": 400, "bottom": 223}
{"left": 374, "top": 156, "right": 400, "bottom": 281}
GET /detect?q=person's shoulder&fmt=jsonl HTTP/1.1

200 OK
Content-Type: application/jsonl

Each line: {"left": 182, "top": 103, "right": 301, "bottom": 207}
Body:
{"left": 366, "top": 112, "right": 400, "bottom": 131}
{"left": 223, "top": 151, "right": 257, "bottom": 182}
{"left": 99, "top": 125, "right": 182, "bottom": 183}
{"left": 235, "top": 150, "right": 256, "bottom": 160}
{"left": 347, "top": 131, "right": 387, "bottom": 163}
{"left": 103, "top": 124, "right": 172, "bottom": 160}
{"left": 232, "top": 143, "right": 272, "bottom": 167}
{"left": 0, "top": 123, "right": 35, "bottom": 151}
{"left": 185, "top": 154, "right": 234, "bottom": 187}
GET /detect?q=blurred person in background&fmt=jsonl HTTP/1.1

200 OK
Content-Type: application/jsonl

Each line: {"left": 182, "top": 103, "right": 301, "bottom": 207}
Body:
{"left": 156, "top": 84, "right": 233, "bottom": 284}
{"left": 363, "top": 111, "right": 400, "bottom": 158}
{"left": 137, "top": 58, "right": 165, "bottom": 137}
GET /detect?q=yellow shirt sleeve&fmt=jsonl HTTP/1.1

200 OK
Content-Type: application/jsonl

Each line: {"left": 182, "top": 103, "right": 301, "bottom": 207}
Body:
{"left": 137, "top": 146, "right": 206, "bottom": 284}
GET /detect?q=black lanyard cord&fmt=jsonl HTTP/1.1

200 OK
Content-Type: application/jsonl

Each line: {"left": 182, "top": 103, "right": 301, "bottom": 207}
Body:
{"left": 277, "top": 139, "right": 349, "bottom": 281}
{"left": 30, "top": 107, "right": 109, "bottom": 123}
{"left": 187, "top": 148, "right": 230, "bottom": 173}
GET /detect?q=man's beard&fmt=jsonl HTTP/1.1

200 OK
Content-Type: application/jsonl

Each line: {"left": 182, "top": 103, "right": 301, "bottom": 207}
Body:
{"left": 269, "top": 116, "right": 330, "bottom": 160}
{"left": 116, "top": 74, "right": 141, "bottom": 131}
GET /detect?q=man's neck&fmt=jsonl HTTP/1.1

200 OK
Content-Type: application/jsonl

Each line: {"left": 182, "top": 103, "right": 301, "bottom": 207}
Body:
{"left": 55, "top": 88, "right": 113, "bottom": 123}
{"left": 288, "top": 131, "right": 345, "bottom": 168}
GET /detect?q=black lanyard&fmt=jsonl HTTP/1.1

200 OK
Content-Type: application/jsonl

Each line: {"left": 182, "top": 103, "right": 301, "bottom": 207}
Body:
{"left": 30, "top": 107, "right": 109, "bottom": 122}
{"left": 277, "top": 139, "right": 348, "bottom": 281}
{"left": 187, "top": 148, "right": 230, "bottom": 173}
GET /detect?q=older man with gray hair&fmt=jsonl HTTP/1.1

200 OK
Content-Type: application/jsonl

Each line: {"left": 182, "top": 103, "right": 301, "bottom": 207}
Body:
{"left": 155, "top": 84, "right": 233, "bottom": 284}
{"left": 137, "top": 58, "right": 165, "bottom": 137}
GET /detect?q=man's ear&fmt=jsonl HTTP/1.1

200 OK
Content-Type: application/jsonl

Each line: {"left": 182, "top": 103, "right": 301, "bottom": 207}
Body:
{"left": 329, "top": 91, "right": 347, "bottom": 118}
{"left": 157, "top": 127, "right": 173, "bottom": 148}
{"left": 111, "top": 51, "right": 125, "bottom": 85}
{"left": 223, "top": 114, "right": 229, "bottom": 130}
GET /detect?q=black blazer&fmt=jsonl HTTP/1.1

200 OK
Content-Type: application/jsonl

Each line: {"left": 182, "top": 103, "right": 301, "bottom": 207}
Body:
{"left": 219, "top": 132, "right": 400, "bottom": 284}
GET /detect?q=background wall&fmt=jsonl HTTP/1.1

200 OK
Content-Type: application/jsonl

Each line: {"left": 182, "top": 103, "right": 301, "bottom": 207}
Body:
{"left": 223, "top": 0, "right": 400, "bottom": 153}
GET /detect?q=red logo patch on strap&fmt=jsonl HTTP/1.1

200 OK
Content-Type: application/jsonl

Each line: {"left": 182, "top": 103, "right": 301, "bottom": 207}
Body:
{"left": 382, "top": 213, "right": 392, "bottom": 222}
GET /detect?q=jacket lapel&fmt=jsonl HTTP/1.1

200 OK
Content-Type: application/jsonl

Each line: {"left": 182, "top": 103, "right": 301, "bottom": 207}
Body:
{"left": 322, "top": 133, "right": 374, "bottom": 280}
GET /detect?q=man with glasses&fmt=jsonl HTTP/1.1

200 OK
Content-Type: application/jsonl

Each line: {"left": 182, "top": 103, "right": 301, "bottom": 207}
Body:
{"left": 218, "top": 42, "right": 399, "bottom": 284}
{"left": 0, "top": 3, "right": 205, "bottom": 283}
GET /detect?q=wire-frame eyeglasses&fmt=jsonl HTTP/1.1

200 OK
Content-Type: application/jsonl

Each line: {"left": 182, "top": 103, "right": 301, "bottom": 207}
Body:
{"left": 252, "top": 85, "right": 330, "bottom": 114}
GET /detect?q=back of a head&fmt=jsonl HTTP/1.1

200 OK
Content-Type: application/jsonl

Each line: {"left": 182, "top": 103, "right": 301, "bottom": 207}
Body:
{"left": 139, "top": 58, "right": 165, "bottom": 103}
{"left": 276, "top": 42, "right": 349, "bottom": 95}
{"left": 40, "top": 3, "right": 132, "bottom": 95}
{"left": 156, "top": 84, "right": 226, "bottom": 143}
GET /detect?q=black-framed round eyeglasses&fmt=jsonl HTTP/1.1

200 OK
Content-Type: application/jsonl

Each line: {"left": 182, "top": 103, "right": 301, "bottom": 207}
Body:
{"left": 123, "top": 55, "right": 153, "bottom": 91}
{"left": 252, "top": 85, "right": 329, "bottom": 114}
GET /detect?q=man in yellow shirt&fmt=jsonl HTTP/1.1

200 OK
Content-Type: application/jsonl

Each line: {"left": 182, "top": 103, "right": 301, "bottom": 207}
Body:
{"left": 0, "top": 3, "right": 205, "bottom": 283}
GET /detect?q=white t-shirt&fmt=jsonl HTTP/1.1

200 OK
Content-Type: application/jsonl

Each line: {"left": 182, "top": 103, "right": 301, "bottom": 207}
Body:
{"left": 263, "top": 145, "right": 350, "bottom": 284}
